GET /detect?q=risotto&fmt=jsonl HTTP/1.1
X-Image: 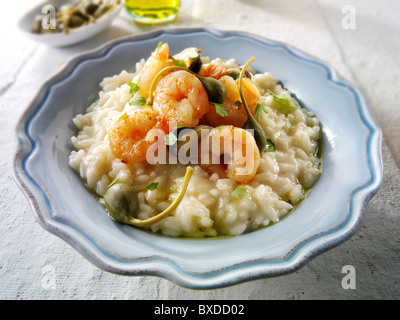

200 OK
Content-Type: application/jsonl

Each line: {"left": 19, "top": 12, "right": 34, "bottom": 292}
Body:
{"left": 69, "top": 43, "right": 322, "bottom": 237}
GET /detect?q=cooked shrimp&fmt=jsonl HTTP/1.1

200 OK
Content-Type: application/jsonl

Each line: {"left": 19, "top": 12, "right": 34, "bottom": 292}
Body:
{"left": 108, "top": 107, "right": 168, "bottom": 164}
{"left": 137, "top": 43, "right": 173, "bottom": 99}
{"left": 199, "top": 125, "right": 260, "bottom": 184}
{"left": 221, "top": 75, "right": 240, "bottom": 102}
{"left": 198, "top": 60, "right": 225, "bottom": 79}
{"left": 238, "top": 77, "right": 261, "bottom": 108}
{"left": 204, "top": 76, "right": 261, "bottom": 128}
{"left": 152, "top": 70, "right": 210, "bottom": 128}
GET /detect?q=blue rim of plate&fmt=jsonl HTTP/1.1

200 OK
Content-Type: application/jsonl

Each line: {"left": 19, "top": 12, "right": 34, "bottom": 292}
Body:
{"left": 13, "top": 28, "right": 383, "bottom": 289}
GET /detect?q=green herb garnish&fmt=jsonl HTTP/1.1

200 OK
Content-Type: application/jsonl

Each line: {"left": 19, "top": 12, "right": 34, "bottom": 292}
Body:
{"left": 107, "top": 176, "right": 120, "bottom": 189}
{"left": 146, "top": 182, "right": 159, "bottom": 191}
{"left": 172, "top": 58, "right": 187, "bottom": 68}
{"left": 211, "top": 102, "right": 228, "bottom": 117}
{"left": 156, "top": 41, "right": 163, "bottom": 53}
{"left": 127, "top": 82, "right": 139, "bottom": 95}
{"left": 165, "top": 132, "right": 178, "bottom": 146}
{"left": 233, "top": 186, "right": 248, "bottom": 198}
{"left": 267, "top": 90, "right": 297, "bottom": 115}
{"left": 129, "top": 95, "right": 146, "bottom": 106}
{"left": 173, "top": 125, "right": 188, "bottom": 130}
{"left": 255, "top": 102, "right": 267, "bottom": 121}
{"left": 263, "top": 139, "right": 275, "bottom": 152}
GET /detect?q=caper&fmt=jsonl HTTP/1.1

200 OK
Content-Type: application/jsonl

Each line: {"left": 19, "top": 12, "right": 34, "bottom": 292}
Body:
{"left": 239, "top": 57, "right": 271, "bottom": 152}
{"left": 93, "top": 5, "right": 111, "bottom": 18}
{"left": 104, "top": 183, "right": 139, "bottom": 224}
{"left": 85, "top": 3, "right": 99, "bottom": 16}
{"left": 197, "top": 75, "right": 226, "bottom": 104}
{"left": 189, "top": 56, "right": 202, "bottom": 74}
{"left": 243, "top": 117, "right": 270, "bottom": 152}
{"left": 32, "top": 16, "right": 43, "bottom": 33}
{"left": 68, "top": 14, "right": 85, "bottom": 28}
{"left": 103, "top": 167, "right": 194, "bottom": 228}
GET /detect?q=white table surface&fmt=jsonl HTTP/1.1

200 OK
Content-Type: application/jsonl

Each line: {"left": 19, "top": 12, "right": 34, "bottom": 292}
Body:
{"left": 1, "top": 0, "right": 399, "bottom": 300}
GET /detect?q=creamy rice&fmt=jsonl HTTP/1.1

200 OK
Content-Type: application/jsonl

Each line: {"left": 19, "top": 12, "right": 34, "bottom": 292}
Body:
{"left": 69, "top": 50, "right": 322, "bottom": 237}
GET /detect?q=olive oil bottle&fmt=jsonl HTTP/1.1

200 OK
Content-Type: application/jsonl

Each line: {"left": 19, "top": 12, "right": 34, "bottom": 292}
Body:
{"left": 125, "top": 0, "right": 181, "bottom": 24}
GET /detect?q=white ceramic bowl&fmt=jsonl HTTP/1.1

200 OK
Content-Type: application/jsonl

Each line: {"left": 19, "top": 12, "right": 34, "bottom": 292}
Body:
{"left": 13, "top": 28, "right": 383, "bottom": 289}
{"left": 18, "top": 0, "right": 123, "bottom": 47}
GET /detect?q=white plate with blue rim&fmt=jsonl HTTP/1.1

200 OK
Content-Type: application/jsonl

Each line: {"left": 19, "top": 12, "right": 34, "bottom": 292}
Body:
{"left": 13, "top": 28, "right": 383, "bottom": 289}
{"left": 18, "top": 0, "right": 123, "bottom": 47}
